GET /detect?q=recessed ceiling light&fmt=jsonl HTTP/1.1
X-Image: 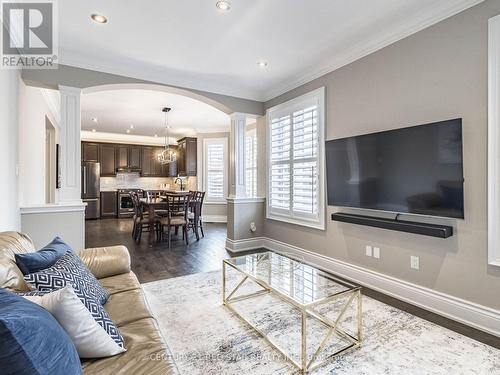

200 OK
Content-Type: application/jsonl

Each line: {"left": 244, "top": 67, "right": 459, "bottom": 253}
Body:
{"left": 130, "top": 124, "right": 134, "bottom": 129}
{"left": 91, "top": 117, "right": 98, "bottom": 123}
{"left": 91, "top": 14, "right": 108, "bottom": 24}
{"left": 257, "top": 60, "right": 269, "bottom": 68}
{"left": 216, "top": 1, "right": 231, "bottom": 11}
{"left": 92, "top": 129, "right": 97, "bottom": 133}
{"left": 126, "top": 129, "right": 130, "bottom": 134}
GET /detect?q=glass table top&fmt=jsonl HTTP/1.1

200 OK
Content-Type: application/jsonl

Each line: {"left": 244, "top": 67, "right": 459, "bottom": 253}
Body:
{"left": 224, "top": 252, "right": 359, "bottom": 306}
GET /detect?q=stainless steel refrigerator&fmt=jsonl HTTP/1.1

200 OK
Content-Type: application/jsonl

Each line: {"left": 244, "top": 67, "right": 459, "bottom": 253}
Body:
{"left": 81, "top": 161, "right": 100, "bottom": 219}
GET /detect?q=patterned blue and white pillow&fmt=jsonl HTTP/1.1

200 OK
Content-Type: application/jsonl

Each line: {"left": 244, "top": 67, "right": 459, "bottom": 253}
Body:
{"left": 24, "top": 251, "right": 109, "bottom": 305}
{"left": 18, "top": 288, "right": 125, "bottom": 351}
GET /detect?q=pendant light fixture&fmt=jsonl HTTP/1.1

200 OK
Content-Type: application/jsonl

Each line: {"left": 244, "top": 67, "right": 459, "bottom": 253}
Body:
{"left": 157, "top": 107, "right": 176, "bottom": 164}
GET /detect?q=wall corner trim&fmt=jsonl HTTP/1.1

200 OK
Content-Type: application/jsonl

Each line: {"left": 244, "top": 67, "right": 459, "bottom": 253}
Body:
{"left": 488, "top": 14, "right": 500, "bottom": 267}
{"left": 226, "top": 237, "right": 500, "bottom": 338}
{"left": 226, "top": 197, "right": 266, "bottom": 204}
{"left": 20, "top": 204, "right": 86, "bottom": 214}
{"left": 202, "top": 215, "right": 227, "bottom": 223}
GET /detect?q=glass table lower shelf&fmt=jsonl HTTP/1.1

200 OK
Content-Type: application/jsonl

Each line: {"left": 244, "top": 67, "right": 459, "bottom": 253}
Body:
{"left": 222, "top": 252, "right": 362, "bottom": 374}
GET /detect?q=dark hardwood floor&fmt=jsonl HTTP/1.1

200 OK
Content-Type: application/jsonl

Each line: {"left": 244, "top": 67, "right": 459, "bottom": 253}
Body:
{"left": 85, "top": 218, "right": 232, "bottom": 283}
{"left": 85, "top": 218, "right": 499, "bottom": 349}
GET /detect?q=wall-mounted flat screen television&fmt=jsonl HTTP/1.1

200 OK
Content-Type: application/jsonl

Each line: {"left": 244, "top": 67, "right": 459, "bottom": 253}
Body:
{"left": 325, "top": 119, "right": 464, "bottom": 219}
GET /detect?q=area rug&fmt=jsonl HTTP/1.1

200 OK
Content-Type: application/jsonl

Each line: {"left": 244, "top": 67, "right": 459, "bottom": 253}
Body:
{"left": 142, "top": 270, "right": 500, "bottom": 374}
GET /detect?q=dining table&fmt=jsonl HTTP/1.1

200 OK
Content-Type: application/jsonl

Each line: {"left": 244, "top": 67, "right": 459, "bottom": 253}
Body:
{"left": 140, "top": 191, "right": 201, "bottom": 245}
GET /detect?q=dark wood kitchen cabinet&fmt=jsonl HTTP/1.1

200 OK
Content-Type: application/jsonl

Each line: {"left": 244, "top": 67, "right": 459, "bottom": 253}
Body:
{"left": 164, "top": 145, "right": 178, "bottom": 177}
{"left": 82, "top": 142, "right": 99, "bottom": 162}
{"left": 100, "top": 191, "right": 117, "bottom": 218}
{"left": 129, "top": 146, "right": 142, "bottom": 169}
{"left": 177, "top": 137, "right": 197, "bottom": 176}
{"left": 141, "top": 146, "right": 178, "bottom": 177}
{"left": 152, "top": 147, "right": 164, "bottom": 177}
{"left": 116, "top": 145, "right": 129, "bottom": 170}
{"left": 81, "top": 140, "right": 192, "bottom": 177}
{"left": 141, "top": 146, "right": 154, "bottom": 177}
{"left": 116, "top": 145, "right": 141, "bottom": 170}
{"left": 116, "top": 145, "right": 128, "bottom": 169}
{"left": 99, "top": 144, "right": 116, "bottom": 176}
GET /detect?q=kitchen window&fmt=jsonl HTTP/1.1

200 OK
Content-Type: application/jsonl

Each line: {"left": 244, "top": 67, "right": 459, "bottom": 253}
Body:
{"left": 266, "top": 87, "right": 325, "bottom": 230}
{"left": 203, "top": 138, "right": 228, "bottom": 203}
{"left": 245, "top": 128, "right": 258, "bottom": 197}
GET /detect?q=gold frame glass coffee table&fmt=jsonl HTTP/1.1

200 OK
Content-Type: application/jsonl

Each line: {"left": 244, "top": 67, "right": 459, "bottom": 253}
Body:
{"left": 223, "top": 252, "right": 362, "bottom": 374}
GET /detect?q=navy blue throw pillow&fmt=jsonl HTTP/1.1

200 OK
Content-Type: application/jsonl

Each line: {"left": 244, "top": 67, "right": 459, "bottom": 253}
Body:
{"left": 0, "top": 288, "right": 82, "bottom": 375}
{"left": 15, "top": 236, "right": 72, "bottom": 275}
{"left": 25, "top": 251, "right": 109, "bottom": 305}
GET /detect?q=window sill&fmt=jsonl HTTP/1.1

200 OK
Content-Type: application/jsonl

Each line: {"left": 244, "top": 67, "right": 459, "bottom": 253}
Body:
{"left": 204, "top": 200, "right": 227, "bottom": 205}
{"left": 266, "top": 213, "right": 325, "bottom": 231}
{"left": 227, "top": 197, "right": 266, "bottom": 204}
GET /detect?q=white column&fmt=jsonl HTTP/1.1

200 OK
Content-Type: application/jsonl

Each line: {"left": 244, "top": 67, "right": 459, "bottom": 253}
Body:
{"left": 58, "top": 85, "right": 82, "bottom": 204}
{"left": 229, "top": 112, "right": 247, "bottom": 198}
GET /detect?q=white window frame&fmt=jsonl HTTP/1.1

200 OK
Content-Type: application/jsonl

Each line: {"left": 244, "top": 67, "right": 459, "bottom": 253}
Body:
{"left": 266, "top": 87, "right": 326, "bottom": 230}
{"left": 245, "top": 127, "right": 258, "bottom": 197}
{"left": 203, "top": 137, "right": 228, "bottom": 204}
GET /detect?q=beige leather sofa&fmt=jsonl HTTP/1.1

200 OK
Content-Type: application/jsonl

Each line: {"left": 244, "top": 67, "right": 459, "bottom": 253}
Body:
{"left": 0, "top": 231, "right": 179, "bottom": 375}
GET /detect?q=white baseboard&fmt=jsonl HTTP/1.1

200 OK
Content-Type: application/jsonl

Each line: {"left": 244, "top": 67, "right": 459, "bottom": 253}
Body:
{"left": 225, "top": 237, "right": 265, "bottom": 252}
{"left": 226, "top": 236, "right": 500, "bottom": 338}
{"left": 202, "top": 215, "right": 227, "bottom": 223}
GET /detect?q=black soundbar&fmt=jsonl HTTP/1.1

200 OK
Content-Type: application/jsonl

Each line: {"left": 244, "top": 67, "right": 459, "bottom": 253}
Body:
{"left": 331, "top": 212, "right": 453, "bottom": 238}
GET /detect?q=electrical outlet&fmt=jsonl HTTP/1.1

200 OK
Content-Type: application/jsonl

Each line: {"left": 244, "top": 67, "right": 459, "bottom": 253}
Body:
{"left": 365, "top": 245, "right": 373, "bottom": 257}
{"left": 373, "top": 247, "right": 380, "bottom": 259}
{"left": 410, "top": 256, "right": 420, "bottom": 270}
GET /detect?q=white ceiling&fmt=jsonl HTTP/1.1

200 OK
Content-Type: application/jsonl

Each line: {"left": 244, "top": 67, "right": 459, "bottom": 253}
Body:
{"left": 59, "top": 0, "right": 482, "bottom": 101}
{"left": 81, "top": 89, "right": 230, "bottom": 137}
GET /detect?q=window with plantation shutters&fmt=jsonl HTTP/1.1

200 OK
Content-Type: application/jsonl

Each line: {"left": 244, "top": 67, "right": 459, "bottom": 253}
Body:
{"left": 203, "top": 138, "right": 228, "bottom": 202}
{"left": 267, "top": 87, "right": 325, "bottom": 230}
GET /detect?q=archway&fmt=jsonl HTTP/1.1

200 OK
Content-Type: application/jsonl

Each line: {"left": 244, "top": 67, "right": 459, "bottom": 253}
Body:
{"left": 82, "top": 83, "right": 234, "bottom": 115}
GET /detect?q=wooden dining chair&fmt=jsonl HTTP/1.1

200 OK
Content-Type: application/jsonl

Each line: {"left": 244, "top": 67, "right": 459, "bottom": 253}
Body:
{"left": 131, "top": 192, "right": 161, "bottom": 243}
{"left": 145, "top": 191, "right": 169, "bottom": 217}
{"left": 188, "top": 191, "right": 206, "bottom": 239}
{"left": 160, "top": 194, "right": 191, "bottom": 249}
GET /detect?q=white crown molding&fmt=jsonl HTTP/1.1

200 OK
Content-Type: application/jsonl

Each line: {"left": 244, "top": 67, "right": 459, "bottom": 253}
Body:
{"left": 263, "top": 0, "right": 484, "bottom": 101}
{"left": 225, "top": 236, "right": 500, "bottom": 338}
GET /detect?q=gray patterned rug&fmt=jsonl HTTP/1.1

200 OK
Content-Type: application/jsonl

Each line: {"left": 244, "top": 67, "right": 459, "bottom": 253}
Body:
{"left": 142, "top": 270, "right": 500, "bottom": 375}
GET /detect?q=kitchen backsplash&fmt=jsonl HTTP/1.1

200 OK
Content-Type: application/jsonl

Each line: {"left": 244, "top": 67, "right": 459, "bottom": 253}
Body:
{"left": 101, "top": 173, "right": 198, "bottom": 191}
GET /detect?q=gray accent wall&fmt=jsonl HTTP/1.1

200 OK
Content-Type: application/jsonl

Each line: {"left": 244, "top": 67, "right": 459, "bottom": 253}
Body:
{"left": 264, "top": 0, "right": 500, "bottom": 310}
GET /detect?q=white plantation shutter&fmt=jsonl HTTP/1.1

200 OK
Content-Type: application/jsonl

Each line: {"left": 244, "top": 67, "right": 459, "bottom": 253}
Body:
{"left": 270, "top": 115, "right": 291, "bottom": 212}
{"left": 204, "top": 138, "right": 228, "bottom": 202}
{"left": 292, "top": 106, "right": 318, "bottom": 215}
{"left": 267, "top": 88, "right": 325, "bottom": 229}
